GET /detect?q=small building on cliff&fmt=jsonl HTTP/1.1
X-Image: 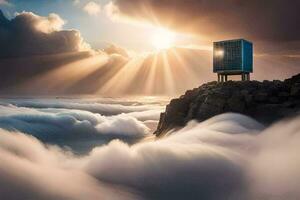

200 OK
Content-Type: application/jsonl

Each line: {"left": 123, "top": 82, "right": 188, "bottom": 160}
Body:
{"left": 213, "top": 39, "right": 253, "bottom": 82}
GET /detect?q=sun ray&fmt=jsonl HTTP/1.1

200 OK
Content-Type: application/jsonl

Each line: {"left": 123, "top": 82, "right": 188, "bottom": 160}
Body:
{"left": 152, "top": 28, "right": 175, "bottom": 50}
{"left": 161, "top": 51, "right": 175, "bottom": 94}
{"left": 144, "top": 53, "right": 158, "bottom": 94}
{"left": 169, "top": 49, "right": 200, "bottom": 82}
{"left": 23, "top": 54, "right": 109, "bottom": 93}
{"left": 97, "top": 56, "right": 145, "bottom": 95}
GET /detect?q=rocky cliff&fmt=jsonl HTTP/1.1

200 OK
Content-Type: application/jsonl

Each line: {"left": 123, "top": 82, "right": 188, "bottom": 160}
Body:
{"left": 154, "top": 74, "right": 300, "bottom": 137}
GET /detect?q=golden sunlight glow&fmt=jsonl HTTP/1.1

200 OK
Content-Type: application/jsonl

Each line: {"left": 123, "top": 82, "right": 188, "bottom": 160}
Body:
{"left": 24, "top": 54, "right": 109, "bottom": 92}
{"left": 215, "top": 50, "right": 224, "bottom": 57}
{"left": 22, "top": 47, "right": 207, "bottom": 95}
{"left": 151, "top": 28, "right": 175, "bottom": 50}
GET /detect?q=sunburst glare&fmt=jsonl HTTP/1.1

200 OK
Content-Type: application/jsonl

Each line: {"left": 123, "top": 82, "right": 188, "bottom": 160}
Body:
{"left": 151, "top": 28, "right": 176, "bottom": 50}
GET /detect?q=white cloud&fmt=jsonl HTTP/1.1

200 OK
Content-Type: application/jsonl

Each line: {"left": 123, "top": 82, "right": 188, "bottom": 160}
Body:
{"left": 0, "top": 129, "right": 138, "bottom": 200}
{"left": 0, "top": 97, "right": 164, "bottom": 152}
{"left": 104, "top": 1, "right": 120, "bottom": 21}
{"left": 1, "top": 112, "right": 300, "bottom": 199}
{"left": 83, "top": 114, "right": 300, "bottom": 199}
{"left": 104, "top": 1, "right": 140, "bottom": 25}
{"left": 31, "top": 12, "right": 65, "bottom": 33}
{"left": 0, "top": 12, "right": 91, "bottom": 58}
{"left": 0, "top": 98, "right": 163, "bottom": 152}
{"left": 96, "top": 114, "right": 150, "bottom": 136}
{"left": 83, "top": 1, "right": 101, "bottom": 16}
{"left": 0, "top": 104, "right": 150, "bottom": 141}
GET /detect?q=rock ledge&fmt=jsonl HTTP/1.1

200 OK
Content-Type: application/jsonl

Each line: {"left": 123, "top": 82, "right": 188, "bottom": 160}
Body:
{"left": 154, "top": 74, "right": 300, "bottom": 137}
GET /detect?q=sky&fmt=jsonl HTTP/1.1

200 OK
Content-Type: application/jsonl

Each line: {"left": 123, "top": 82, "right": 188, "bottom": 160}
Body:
{"left": 0, "top": 0, "right": 298, "bottom": 54}
{"left": 0, "top": 0, "right": 299, "bottom": 95}
{"left": 0, "top": 0, "right": 197, "bottom": 51}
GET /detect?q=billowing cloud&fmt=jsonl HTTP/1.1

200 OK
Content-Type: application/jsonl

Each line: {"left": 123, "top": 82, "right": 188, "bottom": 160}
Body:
{"left": 0, "top": 11, "right": 90, "bottom": 58}
{"left": 106, "top": 0, "right": 300, "bottom": 54}
{"left": 74, "top": 113, "right": 300, "bottom": 199}
{"left": 0, "top": 129, "right": 138, "bottom": 200}
{"left": 0, "top": 98, "right": 164, "bottom": 152}
{"left": 1, "top": 112, "right": 300, "bottom": 199}
{"left": 96, "top": 114, "right": 150, "bottom": 136}
{"left": 83, "top": 1, "right": 101, "bottom": 16}
{"left": 0, "top": 104, "right": 152, "bottom": 153}
{"left": 104, "top": 44, "right": 129, "bottom": 57}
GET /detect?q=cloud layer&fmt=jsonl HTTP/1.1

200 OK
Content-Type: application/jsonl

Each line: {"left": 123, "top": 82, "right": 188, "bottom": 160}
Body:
{"left": 0, "top": 11, "right": 90, "bottom": 58}
{"left": 0, "top": 98, "right": 164, "bottom": 153}
{"left": 1, "top": 112, "right": 300, "bottom": 199}
{"left": 0, "top": 129, "right": 138, "bottom": 200}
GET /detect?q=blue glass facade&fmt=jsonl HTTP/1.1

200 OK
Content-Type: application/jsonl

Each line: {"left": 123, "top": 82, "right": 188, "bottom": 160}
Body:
{"left": 213, "top": 39, "right": 253, "bottom": 74}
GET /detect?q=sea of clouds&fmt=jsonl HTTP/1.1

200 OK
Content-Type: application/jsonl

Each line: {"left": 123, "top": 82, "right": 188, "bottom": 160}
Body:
{"left": 0, "top": 97, "right": 299, "bottom": 200}
{"left": 0, "top": 97, "right": 165, "bottom": 153}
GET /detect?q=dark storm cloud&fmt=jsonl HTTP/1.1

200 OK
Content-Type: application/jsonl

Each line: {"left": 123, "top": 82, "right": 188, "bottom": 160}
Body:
{"left": 0, "top": 10, "right": 90, "bottom": 58}
{"left": 108, "top": 0, "right": 300, "bottom": 43}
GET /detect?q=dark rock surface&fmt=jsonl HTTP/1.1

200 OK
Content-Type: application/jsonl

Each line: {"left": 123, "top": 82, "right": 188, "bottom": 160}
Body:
{"left": 154, "top": 74, "right": 300, "bottom": 137}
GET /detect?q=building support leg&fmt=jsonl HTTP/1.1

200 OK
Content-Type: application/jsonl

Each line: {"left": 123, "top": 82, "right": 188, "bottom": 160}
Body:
{"left": 218, "top": 74, "right": 220, "bottom": 82}
{"left": 225, "top": 75, "right": 228, "bottom": 82}
{"left": 248, "top": 73, "right": 250, "bottom": 81}
{"left": 221, "top": 75, "right": 224, "bottom": 83}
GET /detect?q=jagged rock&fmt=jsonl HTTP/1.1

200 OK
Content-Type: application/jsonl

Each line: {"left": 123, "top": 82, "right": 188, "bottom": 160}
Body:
{"left": 254, "top": 92, "right": 269, "bottom": 102}
{"left": 154, "top": 73, "right": 300, "bottom": 137}
{"left": 269, "top": 96, "right": 280, "bottom": 104}
{"left": 227, "top": 94, "right": 245, "bottom": 112}
{"left": 291, "top": 83, "right": 300, "bottom": 96}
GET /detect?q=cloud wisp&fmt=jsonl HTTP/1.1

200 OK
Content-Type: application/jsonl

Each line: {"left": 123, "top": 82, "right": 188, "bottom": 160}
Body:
{"left": 2, "top": 98, "right": 164, "bottom": 116}
{"left": 84, "top": 1, "right": 101, "bottom": 16}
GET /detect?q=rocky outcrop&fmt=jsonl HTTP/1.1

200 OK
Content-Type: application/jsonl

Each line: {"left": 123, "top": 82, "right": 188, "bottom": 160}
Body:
{"left": 154, "top": 74, "right": 300, "bottom": 137}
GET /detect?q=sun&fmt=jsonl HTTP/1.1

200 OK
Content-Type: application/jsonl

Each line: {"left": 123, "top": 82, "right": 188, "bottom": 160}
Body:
{"left": 151, "top": 28, "right": 175, "bottom": 50}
